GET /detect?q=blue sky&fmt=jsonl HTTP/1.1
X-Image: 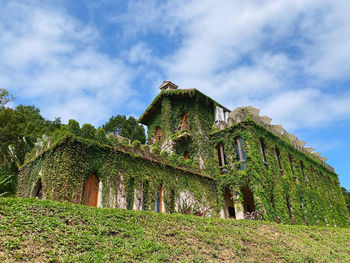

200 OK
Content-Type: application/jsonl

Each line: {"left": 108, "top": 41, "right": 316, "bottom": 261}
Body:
{"left": 1, "top": 0, "right": 350, "bottom": 189}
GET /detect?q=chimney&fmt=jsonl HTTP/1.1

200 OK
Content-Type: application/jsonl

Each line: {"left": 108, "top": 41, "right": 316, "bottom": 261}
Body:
{"left": 159, "top": 81, "right": 178, "bottom": 91}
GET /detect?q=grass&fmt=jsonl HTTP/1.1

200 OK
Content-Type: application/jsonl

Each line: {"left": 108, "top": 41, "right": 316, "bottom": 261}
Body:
{"left": 0, "top": 198, "right": 350, "bottom": 262}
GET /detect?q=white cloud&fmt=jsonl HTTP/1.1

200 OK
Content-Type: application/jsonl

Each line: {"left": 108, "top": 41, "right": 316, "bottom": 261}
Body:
{"left": 0, "top": 1, "right": 134, "bottom": 126}
{"left": 121, "top": 0, "right": 350, "bottom": 130}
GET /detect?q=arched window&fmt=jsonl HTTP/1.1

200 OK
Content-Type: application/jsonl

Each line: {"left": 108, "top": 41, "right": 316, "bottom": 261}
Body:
{"left": 216, "top": 144, "right": 226, "bottom": 174}
{"left": 155, "top": 127, "right": 162, "bottom": 142}
{"left": 235, "top": 137, "right": 246, "bottom": 162}
{"left": 181, "top": 112, "right": 189, "bottom": 130}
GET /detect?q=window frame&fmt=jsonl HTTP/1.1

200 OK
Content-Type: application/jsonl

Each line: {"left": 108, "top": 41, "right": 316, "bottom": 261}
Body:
{"left": 216, "top": 144, "right": 226, "bottom": 174}
{"left": 259, "top": 138, "right": 268, "bottom": 169}
{"left": 181, "top": 112, "right": 190, "bottom": 131}
{"left": 235, "top": 137, "right": 246, "bottom": 162}
{"left": 155, "top": 127, "right": 162, "bottom": 142}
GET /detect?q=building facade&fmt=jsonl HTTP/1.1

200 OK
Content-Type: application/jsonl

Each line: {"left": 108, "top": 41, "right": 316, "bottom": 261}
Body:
{"left": 17, "top": 81, "right": 349, "bottom": 226}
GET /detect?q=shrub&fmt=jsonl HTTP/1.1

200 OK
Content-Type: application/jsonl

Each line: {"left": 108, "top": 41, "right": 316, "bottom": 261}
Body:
{"left": 160, "top": 151, "right": 169, "bottom": 159}
{"left": 67, "top": 119, "right": 81, "bottom": 136}
{"left": 152, "top": 142, "right": 160, "bottom": 155}
{"left": 96, "top": 128, "right": 108, "bottom": 145}
{"left": 131, "top": 140, "right": 141, "bottom": 147}
{"left": 81, "top": 124, "right": 96, "bottom": 140}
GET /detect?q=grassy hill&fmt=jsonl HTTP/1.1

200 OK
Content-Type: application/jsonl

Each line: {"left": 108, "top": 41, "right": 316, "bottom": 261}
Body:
{"left": 0, "top": 198, "right": 349, "bottom": 262}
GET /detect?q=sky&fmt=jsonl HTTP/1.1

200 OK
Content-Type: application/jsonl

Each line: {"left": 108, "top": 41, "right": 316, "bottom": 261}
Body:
{"left": 1, "top": 0, "right": 350, "bottom": 188}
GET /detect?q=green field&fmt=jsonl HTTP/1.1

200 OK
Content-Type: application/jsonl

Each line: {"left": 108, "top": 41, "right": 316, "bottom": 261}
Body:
{"left": 0, "top": 198, "right": 349, "bottom": 262}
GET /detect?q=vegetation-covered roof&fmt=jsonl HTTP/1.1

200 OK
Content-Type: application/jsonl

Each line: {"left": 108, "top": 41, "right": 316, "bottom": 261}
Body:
{"left": 139, "top": 89, "right": 230, "bottom": 125}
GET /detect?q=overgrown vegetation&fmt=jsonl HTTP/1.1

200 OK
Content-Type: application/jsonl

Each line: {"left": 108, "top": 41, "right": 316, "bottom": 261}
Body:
{"left": 342, "top": 187, "right": 350, "bottom": 214}
{"left": 102, "top": 114, "right": 146, "bottom": 144}
{"left": 1, "top": 198, "right": 350, "bottom": 262}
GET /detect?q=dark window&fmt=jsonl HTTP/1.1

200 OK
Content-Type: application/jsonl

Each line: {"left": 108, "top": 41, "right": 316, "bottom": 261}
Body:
{"left": 235, "top": 137, "right": 246, "bottom": 162}
{"left": 181, "top": 112, "right": 189, "bottom": 130}
{"left": 184, "top": 151, "right": 190, "bottom": 160}
{"left": 259, "top": 138, "right": 268, "bottom": 168}
{"left": 155, "top": 127, "right": 162, "bottom": 142}
{"left": 300, "top": 161, "right": 308, "bottom": 186}
{"left": 216, "top": 144, "right": 226, "bottom": 174}
{"left": 275, "top": 147, "right": 282, "bottom": 174}
{"left": 228, "top": 207, "right": 236, "bottom": 217}
{"left": 288, "top": 155, "right": 298, "bottom": 183}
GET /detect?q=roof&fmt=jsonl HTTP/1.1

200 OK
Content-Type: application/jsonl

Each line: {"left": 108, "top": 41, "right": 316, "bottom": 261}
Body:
{"left": 139, "top": 88, "right": 230, "bottom": 125}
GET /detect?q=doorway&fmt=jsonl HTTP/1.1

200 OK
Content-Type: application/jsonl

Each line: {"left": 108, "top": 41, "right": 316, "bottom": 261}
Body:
{"left": 241, "top": 185, "right": 255, "bottom": 213}
{"left": 31, "top": 178, "right": 43, "bottom": 199}
{"left": 83, "top": 174, "right": 99, "bottom": 207}
{"left": 224, "top": 187, "right": 236, "bottom": 218}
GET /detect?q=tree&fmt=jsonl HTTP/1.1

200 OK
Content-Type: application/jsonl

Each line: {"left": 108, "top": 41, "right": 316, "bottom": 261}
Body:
{"left": 0, "top": 105, "right": 61, "bottom": 175}
{"left": 102, "top": 115, "right": 146, "bottom": 144}
{"left": 341, "top": 187, "right": 350, "bottom": 213}
{"left": 0, "top": 89, "right": 14, "bottom": 108}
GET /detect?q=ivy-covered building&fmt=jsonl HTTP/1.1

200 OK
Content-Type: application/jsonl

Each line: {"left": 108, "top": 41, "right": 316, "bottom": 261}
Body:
{"left": 17, "top": 81, "right": 349, "bottom": 227}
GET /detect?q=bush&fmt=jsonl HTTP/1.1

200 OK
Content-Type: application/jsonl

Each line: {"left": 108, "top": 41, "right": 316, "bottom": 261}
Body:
{"left": 152, "top": 142, "right": 160, "bottom": 155}
{"left": 169, "top": 153, "right": 177, "bottom": 164}
{"left": 177, "top": 156, "right": 185, "bottom": 166}
{"left": 131, "top": 140, "right": 141, "bottom": 147}
{"left": 96, "top": 128, "right": 108, "bottom": 145}
{"left": 0, "top": 171, "right": 15, "bottom": 197}
{"left": 184, "top": 159, "right": 192, "bottom": 167}
{"left": 81, "top": 124, "right": 96, "bottom": 140}
{"left": 68, "top": 119, "right": 81, "bottom": 136}
{"left": 160, "top": 151, "right": 169, "bottom": 159}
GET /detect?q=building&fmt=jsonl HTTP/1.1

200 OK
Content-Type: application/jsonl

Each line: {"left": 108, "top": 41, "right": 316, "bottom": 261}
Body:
{"left": 17, "top": 81, "right": 349, "bottom": 226}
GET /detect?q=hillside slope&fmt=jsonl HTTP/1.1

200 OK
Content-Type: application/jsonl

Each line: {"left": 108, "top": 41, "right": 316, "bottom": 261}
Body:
{"left": 0, "top": 198, "right": 349, "bottom": 262}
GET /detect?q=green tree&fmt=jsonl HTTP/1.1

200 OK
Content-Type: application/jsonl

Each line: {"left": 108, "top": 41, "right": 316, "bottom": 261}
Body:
{"left": 102, "top": 115, "right": 146, "bottom": 144}
{"left": 0, "top": 88, "right": 14, "bottom": 108}
{"left": 0, "top": 103, "right": 62, "bottom": 191}
{"left": 341, "top": 187, "right": 350, "bottom": 213}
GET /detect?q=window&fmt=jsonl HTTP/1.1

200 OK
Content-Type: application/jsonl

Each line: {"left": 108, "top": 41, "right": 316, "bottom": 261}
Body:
{"left": 300, "top": 161, "right": 308, "bottom": 186}
{"left": 235, "top": 137, "right": 246, "bottom": 162}
{"left": 156, "top": 184, "right": 163, "bottom": 212}
{"left": 216, "top": 144, "right": 226, "bottom": 174}
{"left": 275, "top": 147, "right": 282, "bottom": 173}
{"left": 288, "top": 154, "right": 298, "bottom": 183}
{"left": 259, "top": 138, "right": 268, "bottom": 168}
{"left": 184, "top": 151, "right": 190, "bottom": 160}
{"left": 181, "top": 112, "right": 189, "bottom": 130}
{"left": 288, "top": 154, "right": 294, "bottom": 175}
{"left": 155, "top": 127, "right": 162, "bottom": 142}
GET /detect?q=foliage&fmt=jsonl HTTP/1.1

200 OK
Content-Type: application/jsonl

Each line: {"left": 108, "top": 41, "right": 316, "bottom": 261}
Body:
{"left": 81, "top": 124, "right": 96, "bottom": 140}
{"left": 143, "top": 89, "right": 348, "bottom": 227}
{"left": 342, "top": 187, "right": 350, "bottom": 214}
{"left": 0, "top": 170, "right": 14, "bottom": 197}
{"left": 131, "top": 140, "right": 141, "bottom": 147}
{"left": 0, "top": 102, "right": 61, "bottom": 196}
{"left": 2, "top": 198, "right": 350, "bottom": 262}
{"left": 0, "top": 88, "right": 14, "bottom": 108}
{"left": 17, "top": 133, "right": 218, "bottom": 215}
{"left": 210, "top": 120, "right": 349, "bottom": 227}
{"left": 102, "top": 115, "right": 146, "bottom": 144}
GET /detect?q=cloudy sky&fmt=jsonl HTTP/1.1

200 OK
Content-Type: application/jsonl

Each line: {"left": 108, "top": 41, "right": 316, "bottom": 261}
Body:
{"left": 1, "top": 0, "right": 350, "bottom": 188}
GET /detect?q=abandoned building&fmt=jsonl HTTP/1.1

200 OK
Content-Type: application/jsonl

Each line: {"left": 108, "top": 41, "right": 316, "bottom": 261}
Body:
{"left": 17, "top": 81, "right": 349, "bottom": 226}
